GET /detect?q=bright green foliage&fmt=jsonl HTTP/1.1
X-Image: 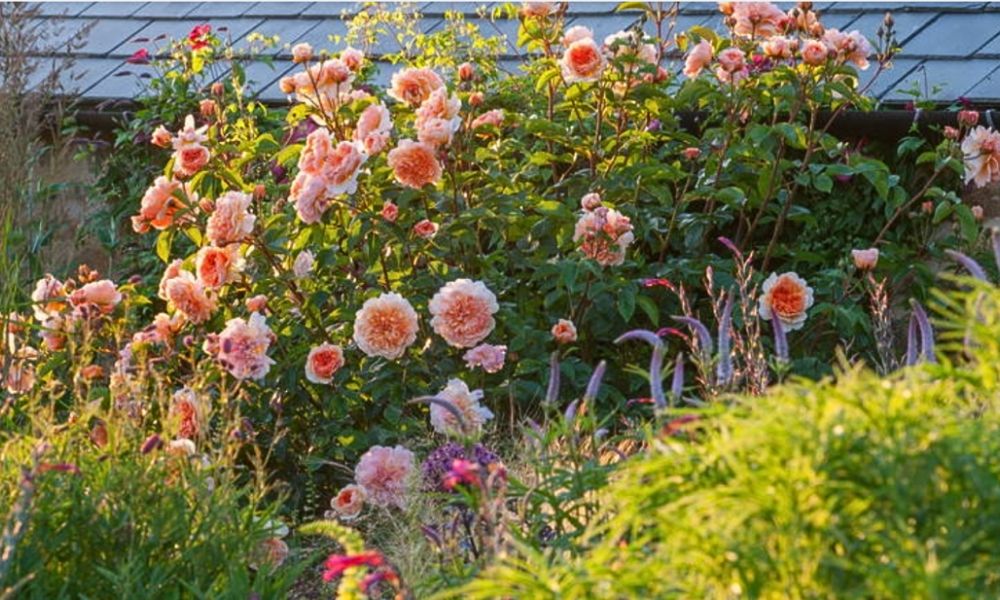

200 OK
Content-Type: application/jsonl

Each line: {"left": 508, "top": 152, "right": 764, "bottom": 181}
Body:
{"left": 449, "top": 286, "right": 1000, "bottom": 598}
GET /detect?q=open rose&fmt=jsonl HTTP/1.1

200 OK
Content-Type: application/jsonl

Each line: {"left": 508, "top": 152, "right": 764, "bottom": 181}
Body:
{"left": 305, "top": 342, "right": 345, "bottom": 384}
{"left": 758, "top": 272, "right": 814, "bottom": 331}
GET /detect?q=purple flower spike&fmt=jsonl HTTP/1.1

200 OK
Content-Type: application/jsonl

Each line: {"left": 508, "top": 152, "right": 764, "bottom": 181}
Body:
{"left": 905, "top": 313, "right": 919, "bottom": 366}
{"left": 717, "top": 236, "right": 743, "bottom": 259}
{"left": 545, "top": 352, "right": 561, "bottom": 406}
{"left": 910, "top": 300, "right": 936, "bottom": 364}
{"left": 716, "top": 294, "right": 734, "bottom": 386}
{"left": 583, "top": 361, "right": 607, "bottom": 403}
{"left": 944, "top": 249, "right": 988, "bottom": 281}
{"left": 615, "top": 330, "right": 666, "bottom": 409}
{"left": 772, "top": 312, "right": 788, "bottom": 364}
{"left": 671, "top": 352, "right": 684, "bottom": 404}
{"left": 564, "top": 399, "right": 579, "bottom": 424}
{"left": 672, "top": 316, "right": 713, "bottom": 361}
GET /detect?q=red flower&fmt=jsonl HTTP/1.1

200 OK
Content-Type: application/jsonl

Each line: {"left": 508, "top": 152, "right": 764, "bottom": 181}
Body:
{"left": 322, "top": 551, "right": 384, "bottom": 581}
{"left": 187, "top": 24, "right": 212, "bottom": 50}
{"left": 126, "top": 48, "right": 150, "bottom": 65}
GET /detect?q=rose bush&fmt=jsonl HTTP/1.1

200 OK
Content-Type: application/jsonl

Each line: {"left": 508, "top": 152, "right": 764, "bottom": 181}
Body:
{"left": 5, "top": 2, "right": 1000, "bottom": 595}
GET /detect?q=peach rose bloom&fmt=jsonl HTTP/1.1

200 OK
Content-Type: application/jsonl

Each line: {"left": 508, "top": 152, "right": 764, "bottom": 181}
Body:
{"left": 417, "top": 117, "right": 455, "bottom": 147}
{"left": 39, "top": 316, "right": 66, "bottom": 351}
{"left": 823, "top": 28, "right": 872, "bottom": 69}
{"left": 800, "top": 39, "right": 829, "bottom": 66}
{"left": 170, "top": 387, "right": 207, "bottom": 439}
{"left": 563, "top": 25, "right": 594, "bottom": 46}
{"left": 388, "top": 67, "right": 445, "bottom": 106}
{"left": 521, "top": 2, "right": 556, "bottom": 18}
{"left": 716, "top": 47, "right": 746, "bottom": 73}
{"left": 305, "top": 342, "right": 345, "bottom": 384}
{"left": 134, "top": 176, "right": 184, "bottom": 232}
{"left": 463, "top": 343, "right": 507, "bottom": 374}
{"left": 69, "top": 279, "right": 122, "bottom": 315}
{"left": 431, "top": 378, "right": 494, "bottom": 437}
{"left": 196, "top": 244, "right": 242, "bottom": 288}
{"left": 429, "top": 279, "right": 499, "bottom": 348}
{"left": 573, "top": 206, "right": 635, "bottom": 267}
{"left": 471, "top": 109, "right": 504, "bottom": 130}
{"left": 387, "top": 140, "right": 442, "bottom": 189}
{"left": 31, "top": 274, "right": 65, "bottom": 321}
{"left": 331, "top": 484, "right": 366, "bottom": 520}
{"left": 758, "top": 272, "right": 814, "bottom": 331}
{"left": 164, "top": 270, "right": 217, "bottom": 324}
{"left": 290, "top": 170, "right": 328, "bottom": 224}
{"left": 551, "top": 318, "right": 577, "bottom": 344}
{"left": 457, "top": 61, "right": 475, "bottom": 81}
{"left": 158, "top": 259, "right": 184, "bottom": 301}
{"left": 353, "top": 292, "right": 420, "bottom": 360}
{"left": 171, "top": 115, "right": 211, "bottom": 178}
{"left": 354, "top": 103, "right": 393, "bottom": 149}
{"left": 323, "top": 140, "right": 367, "bottom": 196}
{"left": 731, "top": 1, "right": 787, "bottom": 38}
{"left": 354, "top": 444, "right": 415, "bottom": 508}
{"left": 684, "top": 39, "right": 713, "bottom": 78}
{"left": 246, "top": 294, "right": 268, "bottom": 313}
{"left": 279, "top": 76, "right": 296, "bottom": 95}
{"left": 215, "top": 312, "right": 275, "bottom": 380}
{"left": 851, "top": 248, "right": 879, "bottom": 271}
{"left": 206, "top": 191, "right": 255, "bottom": 246}
{"left": 341, "top": 46, "right": 364, "bottom": 71}
{"left": 560, "top": 37, "right": 606, "bottom": 83}
{"left": 291, "top": 42, "right": 313, "bottom": 63}
{"left": 762, "top": 35, "right": 795, "bottom": 60}
{"left": 381, "top": 201, "right": 399, "bottom": 223}
{"left": 151, "top": 125, "right": 173, "bottom": 147}
{"left": 293, "top": 250, "right": 314, "bottom": 279}
{"left": 962, "top": 126, "right": 1000, "bottom": 188}
{"left": 415, "top": 88, "right": 461, "bottom": 130}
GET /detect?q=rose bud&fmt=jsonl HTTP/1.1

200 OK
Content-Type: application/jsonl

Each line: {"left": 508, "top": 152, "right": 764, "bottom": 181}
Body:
{"left": 851, "top": 247, "right": 879, "bottom": 270}
{"left": 253, "top": 184, "right": 267, "bottom": 200}
{"left": 944, "top": 126, "right": 959, "bottom": 140}
{"left": 246, "top": 294, "right": 268, "bottom": 312}
{"left": 458, "top": 62, "right": 475, "bottom": 81}
{"left": 469, "top": 91, "right": 485, "bottom": 107}
{"left": 958, "top": 110, "right": 980, "bottom": 128}
{"left": 211, "top": 82, "right": 225, "bottom": 96}
{"left": 922, "top": 200, "right": 934, "bottom": 214}
{"left": 972, "top": 204, "right": 984, "bottom": 221}
{"left": 199, "top": 99, "right": 217, "bottom": 118}
{"left": 291, "top": 42, "right": 313, "bottom": 63}
{"left": 279, "top": 76, "right": 296, "bottom": 95}
{"left": 683, "top": 147, "right": 702, "bottom": 160}
{"left": 151, "top": 125, "right": 173, "bottom": 148}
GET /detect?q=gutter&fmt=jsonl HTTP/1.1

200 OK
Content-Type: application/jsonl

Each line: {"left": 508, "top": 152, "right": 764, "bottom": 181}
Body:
{"left": 73, "top": 102, "right": 996, "bottom": 143}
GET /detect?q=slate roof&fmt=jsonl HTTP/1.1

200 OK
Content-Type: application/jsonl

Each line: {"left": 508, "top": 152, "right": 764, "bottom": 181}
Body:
{"left": 24, "top": 1, "right": 1000, "bottom": 107}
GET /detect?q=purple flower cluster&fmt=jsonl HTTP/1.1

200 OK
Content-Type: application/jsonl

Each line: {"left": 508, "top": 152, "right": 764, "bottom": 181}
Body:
{"left": 421, "top": 442, "right": 499, "bottom": 492}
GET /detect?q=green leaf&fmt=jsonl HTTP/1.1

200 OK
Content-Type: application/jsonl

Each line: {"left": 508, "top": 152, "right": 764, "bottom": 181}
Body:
{"left": 156, "top": 230, "right": 173, "bottom": 264}
{"left": 636, "top": 294, "right": 659, "bottom": 327}
{"left": 617, "top": 286, "right": 636, "bottom": 322}
{"left": 813, "top": 173, "right": 833, "bottom": 193}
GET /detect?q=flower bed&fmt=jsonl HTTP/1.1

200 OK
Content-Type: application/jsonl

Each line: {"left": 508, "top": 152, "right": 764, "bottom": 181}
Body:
{"left": 3, "top": 2, "right": 1000, "bottom": 596}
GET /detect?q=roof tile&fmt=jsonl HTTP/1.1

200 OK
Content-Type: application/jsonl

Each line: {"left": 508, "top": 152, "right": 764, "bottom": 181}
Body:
{"left": 884, "top": 59, "right": 1000, "bottom": 101}
{"left": 903, "top": 13, "right": 1000, "bottom": 57}
{"left": 78, "top": 3, "right": 147, "bottom": 18}
{"left": 243, "top": 3, "right": 316, "bottom": 17}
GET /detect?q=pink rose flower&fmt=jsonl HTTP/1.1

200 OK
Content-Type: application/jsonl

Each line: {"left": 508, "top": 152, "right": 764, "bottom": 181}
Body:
{"left": 962, "top": 125, "right": 1000, "bottom": 188}
{"left": 563, "top": 25, "right": 594, "bottom": 46}
{"left": 341, "top": 46, "right": 364, "bottom": 71}
{"left": 353, "top": 292, "right": 419, "bottom": 360}
{"left": 573, "top": 206, "right": 635, "bottom": 267}
{"left": 206, "top": 191, "right": 255, "bottom": 246}
{"left": 151, "top": 125, "right": 173, "bottom": 148}
{"left": 800, "top": 39, "right": 829, "bottom": 66}
{"left": 463, "top": 343, "right": 507, "bottom": 373}
{"left": 551, "top": 318, "right": 577, "bottom": 344}
{"left": 31, "top": 274, "right": 66, "bottom": 321}
{"left": 292, "top": 250, "right": 314, "bottom": 279}
{"left": 823, "top": 28, "right": 872, "bottom": 69}
{"left": 354, "top": 445, "right": 415, "bottom": 508}
{"left": 246, "top": 294, "right": 268, "bottom": 313}
{"left": 214, "top": 312, "right": 276, "bottom": 380}
{"left": 417, "top": 117, "right": 456, "bottom": 147}
{"left": 716, "top": 47, "right": 746, "bottom": 73}
{"left": 762, "top": 35, "right": 796, "bottom": 60}
{"left": 731, "top": 2, "right": 787, "bottom": 38}
{"left": 305, "top": 342, "right": 345, "bottom": 384}
{"left": 471, "top": 109, "right": 504, "bottom": 129}
{"left": 581, "top": 192, "right": 602, "bottom": 211}
{"left": 69, "top": 279, "right": 122, "bottom": 316}
{"left": 169, "top": 387, "right": 207, "bottom": 439}
{"left": 413, "top": 219, "right": 439, "bottom": 239}
{"left": 415, "top": 87, "right": 461, "bottom": 129}
{"left": 851, "top": 248, "right": 879, "bottom": 271}
{"left": 134, "top": 176, "right": 184, "bottom": 233}
{"left": 171, "top": 115, "right": 210, "bottom": 178}
{"left": 429, "top": 279, "right": 499, "bottom": 348}
{"left": 354, "top": 103, "right": 393, "bottom": 153}
{"left": 561, "top": 37, "right": 606, "bottom": 83}
{"left": 195, "top": 244, "right": 242, "bottom": 288}
{"left": 431, "top": 378, "right": 494, "bottom": 437}
{"left": 291, "top": 42, "right": 313, "bottom": 63}
{"left": 381, "top": 201, "right": 399, "bottom": 223}
{"left": 330, "top": 484, "right": 366, "bottom": 520}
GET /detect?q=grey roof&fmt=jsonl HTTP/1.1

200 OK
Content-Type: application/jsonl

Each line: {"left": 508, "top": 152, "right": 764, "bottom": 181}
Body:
{"left": 24, "top": 2, "right": 1000, "bottom": 105}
